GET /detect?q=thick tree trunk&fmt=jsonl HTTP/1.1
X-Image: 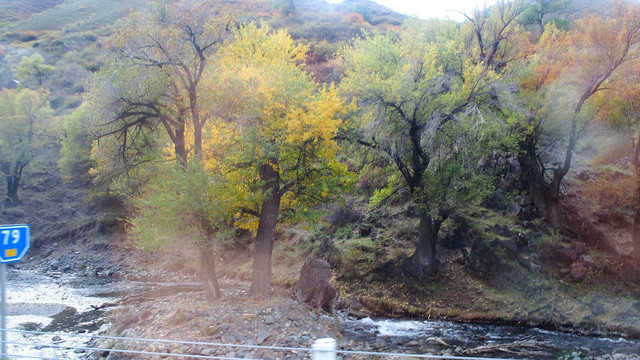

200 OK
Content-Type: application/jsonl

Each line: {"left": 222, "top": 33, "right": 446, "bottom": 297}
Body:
{"left": 248, "top": 163, "right": 281, "bottom": 297}
{"left": 517, "top": 135, "right": 561, "bottom": 227}
{"left": 405, "top": 208, "right": 440, "bottom": 276}
{"left": 200, "top": 243, "right": 221, "bottom": 299}
{"left": 6, "top": 169, "right": 21, "bottom": 205}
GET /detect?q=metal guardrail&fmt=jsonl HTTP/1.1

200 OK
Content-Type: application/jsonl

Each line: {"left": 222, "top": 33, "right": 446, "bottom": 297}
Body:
{"left": 0, "top": 329, "right": 517, "bottom": 360}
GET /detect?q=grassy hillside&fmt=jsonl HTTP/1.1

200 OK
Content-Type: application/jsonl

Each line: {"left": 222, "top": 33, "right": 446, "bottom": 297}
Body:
{"left": 0, "top": 0, "right": 63, "bottom": 25}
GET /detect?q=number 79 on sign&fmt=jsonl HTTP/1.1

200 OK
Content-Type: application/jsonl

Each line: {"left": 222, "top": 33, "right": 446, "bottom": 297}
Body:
{"left": 0, "top": 225, "right": 30, "bottom": 263}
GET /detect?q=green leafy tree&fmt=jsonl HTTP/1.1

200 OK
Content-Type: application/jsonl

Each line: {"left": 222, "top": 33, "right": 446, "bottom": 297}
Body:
{"left": 0, "top": 87, "right": 56, "bottom": 204}
{"left": 460, "top": 0, "right": 528, "bottom": 73}
{"left": 14, "top": 53, "right": 55, "bottom": 86}
{"left": 59, "top": 105, "right": 94, "bottom": 183}
{"left": 519, "top": 0, "right": 571, "bottom": 34}
{"left": 340, "top": 19, "right": 511, "bottom": 276}
{"left": 128, "top": 159, "right": 233, "bottom": 298}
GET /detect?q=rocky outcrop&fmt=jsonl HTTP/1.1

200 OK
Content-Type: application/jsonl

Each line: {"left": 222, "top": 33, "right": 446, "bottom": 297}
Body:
{"left": 295, "top": 257, "right": 336, "bottom": 311}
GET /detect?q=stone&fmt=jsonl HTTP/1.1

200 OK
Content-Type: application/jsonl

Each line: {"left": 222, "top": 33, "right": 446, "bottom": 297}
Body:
{"left": 358, "top": 224, "right": 372, "bottom": 237}
{"left": 264, "top": 315, "right": 275, "bottom": 324}
{"left": 257, "top": 330, "right": 270, "bottom": 344}
{"left": 295, "top": 257, "right": 336, "bottom": 311}
{"left": 439, "top": 213, "right": 472, "bottom": 249}
{"left": 406, "top": 340, "right": 419, "bottom": 346}
{"left": 589, "top": 302, "right": 606, "bottom": 316}
{"left": 569, "top": 262, "right": 588, "bottom": 282}
{"left": 492, "top": 224, "right": 513, "bottom": 237}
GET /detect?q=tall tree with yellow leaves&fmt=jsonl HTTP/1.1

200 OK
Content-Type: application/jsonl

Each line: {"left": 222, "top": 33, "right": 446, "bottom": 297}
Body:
{"left": 203, "top": 23, "right": 352, "bottom": 297}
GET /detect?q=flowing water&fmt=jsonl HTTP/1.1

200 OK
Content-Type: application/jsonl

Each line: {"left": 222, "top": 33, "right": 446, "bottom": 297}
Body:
{"left": 342, "top": 317, "right": 640, "bottom": 359}
{"left": 4, "top": 268, "right": 128, "bottom": 359}
{"left": 4, "top": 267, "right": 640, "bottom": 359}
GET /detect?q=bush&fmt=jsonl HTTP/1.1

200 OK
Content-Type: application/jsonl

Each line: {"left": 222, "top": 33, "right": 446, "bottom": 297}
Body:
{"left": 20, "top": 31, "right": 38, "bottom": 42}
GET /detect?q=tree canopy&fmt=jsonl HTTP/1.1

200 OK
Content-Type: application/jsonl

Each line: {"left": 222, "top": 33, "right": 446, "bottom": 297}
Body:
{"left": 340, "top": 19, "right": 513, "bottom": 275}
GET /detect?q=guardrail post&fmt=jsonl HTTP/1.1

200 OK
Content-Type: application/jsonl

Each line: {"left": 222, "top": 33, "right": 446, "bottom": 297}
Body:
{"left": 0, "top": 263, "right": 6, "bottom": 360}
{"left": 312, "top": 338, "right": 336, "bottom": 360}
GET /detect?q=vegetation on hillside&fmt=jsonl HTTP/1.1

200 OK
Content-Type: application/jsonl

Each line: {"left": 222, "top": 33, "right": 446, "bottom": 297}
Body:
{"left": 2, "top": 0, "right": 640, "bottom": 341}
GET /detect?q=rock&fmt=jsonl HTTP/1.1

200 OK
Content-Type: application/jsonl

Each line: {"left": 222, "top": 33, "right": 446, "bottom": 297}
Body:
{"left": 74, "top": 348, "right": 85, "bottom": 354}
{"left": 569, "top": 262, "right": 588, "bottom": 282}
{"left": 257, "top": 331, "right": 270, "bottom": 344}
{"left": 589, "top": 301, "right": 606, "bottom": 316}
{"left": 242, "top": 313, "right": 257, "bottom": 320}
{"left": 52, "top": 336, "right": 62, "bottom": 342}
{"left": 264, "top": 315, "right": 275, "bottom": 324}
{"left": 295, "top": 257, "right": 336, "bottom": 311}
{"left": 348, "top": 295, "right": 363, "bottom": 311}
{"left": 358, "top": 224, "right": 372, "bottom": 237}
{"left": 492, "top": 224, "right": 513, "bottom": 237}
{"left": 439, "top": 213, "right": 472, "bottom": 249}
{"left": 465, "top": 239, "right": 521, "bottom": 289}
{"left": 406, "top": 340, "right": 419, "bottom": 346}
{"left": 507, "top": 202, "right": 520, "bottom": 216}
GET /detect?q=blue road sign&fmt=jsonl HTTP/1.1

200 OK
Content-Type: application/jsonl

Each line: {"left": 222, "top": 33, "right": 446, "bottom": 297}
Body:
{"left": 0, "top": 224, "right": 30, "bottom": 263}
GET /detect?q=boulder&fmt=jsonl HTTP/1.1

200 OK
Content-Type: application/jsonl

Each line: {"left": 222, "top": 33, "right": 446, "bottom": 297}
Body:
{"left": 295, "top": 257, "right": 336, "bottom": 311}
{"left": 569, "top": 262, "right": 588, "bottom": 282}
{"left": 465, "top": 239, "right": 522, "bottom": 289}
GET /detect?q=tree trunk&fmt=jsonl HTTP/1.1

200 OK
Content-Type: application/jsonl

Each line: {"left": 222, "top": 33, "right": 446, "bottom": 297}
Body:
{"left": 632, "top": 143, "right": 640, "bottom": 265}
{"left": 248, "top": 162, "right": 281, "bottom": 297}
{"left": 200, "top": 243, "right": 221, "bottom": 299}
{"left": 517, "top": 134, "right": 560, "bottom": 227}
{"left": 6, "top": 172, "right": 21, "bottom": 205}
{"left": 405, "top": 207, "right": 440, "bottom": 276}
{"left": 632, "top": 211, "right": 640, "bottom": 266}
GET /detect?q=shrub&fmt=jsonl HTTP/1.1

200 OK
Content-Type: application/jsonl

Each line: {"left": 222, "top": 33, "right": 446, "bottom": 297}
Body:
{"left": 20, "top": 31, "right": 38, "bottom": 42}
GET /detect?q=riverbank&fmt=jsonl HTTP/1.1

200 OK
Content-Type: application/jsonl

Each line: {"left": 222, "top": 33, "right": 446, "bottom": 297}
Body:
{"left": 8, "top": 168, "right": 640, "bottom": 359}
{"left": 12, "top": 234, "right": 640, "bottom": 359}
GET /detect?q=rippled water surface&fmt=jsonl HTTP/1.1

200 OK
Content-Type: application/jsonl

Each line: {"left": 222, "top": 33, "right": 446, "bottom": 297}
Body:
{"left": 342, "top": 317, "right": 640, "bottom": 359}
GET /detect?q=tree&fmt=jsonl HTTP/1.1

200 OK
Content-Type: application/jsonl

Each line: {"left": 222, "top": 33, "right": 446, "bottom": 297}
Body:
{"left": 519, "top": 0, "right": 571, "bottom": 35}
{"left": 517, "top": 0, "right": 640, "bottom": 226}
{"left": 88, "top": 0, "right": 231, "bottom": 298}
{"left": 89, "top": 0, "right": 230, "bottom": 164}
{"left": 203, "top": 23, "right": 352, "bottom": 296}
{"left": 0, "top": 87, "right": 55, "bottom": 204}
{"left": 340, "top": 19, "right": 510, "bottom": 276}
{"left": 59, "top": 105, "right": 94, "bottom": 183}
{"left": 591, "top": 57, "right": 640, "bottom": 264}
{"left": 460, "top": 0, "right": 528, "bottom": 73}
{"left": 128, "top": 159, "right": 232, "bottom": 299}
{"left": 14, "top": 53, "right": 55, "bottom": 86}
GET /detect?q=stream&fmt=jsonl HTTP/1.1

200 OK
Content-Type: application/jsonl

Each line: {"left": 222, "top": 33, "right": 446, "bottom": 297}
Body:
{"left": 3, "top": 268, "right": 640, "bottom": 359}
{"left": 4, "top": 268, "right": 133, "bottom": 359}
{"left": 342, "top": 317, "right": 640, "bottom": 359}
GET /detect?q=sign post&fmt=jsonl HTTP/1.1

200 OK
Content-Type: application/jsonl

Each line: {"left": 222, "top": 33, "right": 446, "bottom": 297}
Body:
{"left": 0, "top": 224, "right": 30, "bottom": 360}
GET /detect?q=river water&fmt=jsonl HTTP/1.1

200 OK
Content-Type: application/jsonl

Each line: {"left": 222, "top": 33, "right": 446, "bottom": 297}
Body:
{"left": 4, "top": 268, "right": 126, "bottom": 359}
{"left": 342, "top": 317, "right": 640, "bottom": 359}
{"left": 3, "top": 268, "right": 640, "bottom": 359}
